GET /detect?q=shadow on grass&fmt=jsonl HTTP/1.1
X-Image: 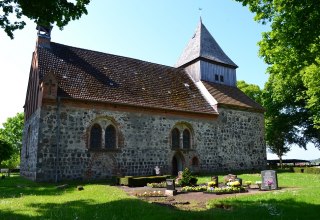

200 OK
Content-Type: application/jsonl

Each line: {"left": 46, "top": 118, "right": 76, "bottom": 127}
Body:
{"left": 0, "top": 175, "right": 113, "bottom": 199}
{"left": 0, "top": 196, "right": 319, "bottom": 220}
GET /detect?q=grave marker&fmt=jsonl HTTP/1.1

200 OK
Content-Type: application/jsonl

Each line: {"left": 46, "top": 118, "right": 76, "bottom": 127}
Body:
{"left": 261, "top": 170, "right": 278, "bottom": 190}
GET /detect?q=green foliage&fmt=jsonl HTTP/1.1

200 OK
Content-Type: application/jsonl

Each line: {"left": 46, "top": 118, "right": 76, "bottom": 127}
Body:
{"left": 0, "top": 113, "right": 24, "bottom": 168}
{"left": 235, "top": 0, "right": 320, "bottom": 150}
{"left": 1, "top": 0, "right": 91, "bottom": 39}
{"left": 179, "top": 168, "right": 198, "bottom": 186}
{"left": 0, "top": 138, "right": 13, "bottom": 165}
{"left": 237, "top": 80, "right": 263, "bottom": 105}
{"left": 293, "top": 167, "right": 320, "bottom": 174}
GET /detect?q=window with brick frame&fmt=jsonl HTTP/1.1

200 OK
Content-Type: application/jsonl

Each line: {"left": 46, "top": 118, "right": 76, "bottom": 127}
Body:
{"left": 90, "top": 124, "right": 102, "bottom": 148}
{"left": 105, "top": 125, "right": 116, "bottom": 148}
{"left": 183, "top": 129, "right": 191, "bottom": 149}
{"left": 171, "top": 128, "right": 180, "bottom": 148}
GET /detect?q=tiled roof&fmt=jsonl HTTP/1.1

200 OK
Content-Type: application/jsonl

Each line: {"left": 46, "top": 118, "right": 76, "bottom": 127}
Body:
{"left": 37, "top": 42, "right": 218, "bottom": 115}
{"left": 175, "top": 19, "right": 238, "bottom": 68}
{"left": 202, "top": 81, "right": 264, "bottom": 112}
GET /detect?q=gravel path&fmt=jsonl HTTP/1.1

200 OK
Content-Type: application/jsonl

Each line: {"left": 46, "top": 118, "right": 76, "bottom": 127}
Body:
{"left": 118, "top": 185, "right": 274, "bottom": 210}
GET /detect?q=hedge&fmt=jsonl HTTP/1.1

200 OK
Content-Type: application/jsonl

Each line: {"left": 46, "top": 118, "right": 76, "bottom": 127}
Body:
{"left": 119, "top": 175, "right": 171, "bottom": 187}
{"left": 293, "top": 167, "right": 320, "bottom": 174}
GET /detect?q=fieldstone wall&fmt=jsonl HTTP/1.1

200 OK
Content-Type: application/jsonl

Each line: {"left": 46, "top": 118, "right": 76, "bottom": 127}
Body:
{"left": 20, "top": 109, "right": 41, "bottom": 180}
{"left": 21, "top": 103, "right": 266, "bottom": 181}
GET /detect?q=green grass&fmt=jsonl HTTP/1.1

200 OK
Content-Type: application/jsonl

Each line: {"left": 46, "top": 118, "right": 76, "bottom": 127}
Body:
{"left": 1, "top": 172, "right": 319, "bottom": 219}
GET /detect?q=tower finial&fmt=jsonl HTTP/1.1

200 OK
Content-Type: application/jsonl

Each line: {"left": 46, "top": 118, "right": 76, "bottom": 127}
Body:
{"left": 199, "top": 8, "right": 203, "bottom": 23}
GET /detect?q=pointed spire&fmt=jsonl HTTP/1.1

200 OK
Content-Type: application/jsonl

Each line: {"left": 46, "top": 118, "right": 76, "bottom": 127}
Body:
{"left": 175, "top": 21, "right": 237, "bottom": 68}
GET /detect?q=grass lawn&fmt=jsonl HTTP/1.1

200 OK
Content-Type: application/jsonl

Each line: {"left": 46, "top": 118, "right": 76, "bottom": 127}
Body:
{"left": 0, "top": 172, "right": 319, "bottom": 220}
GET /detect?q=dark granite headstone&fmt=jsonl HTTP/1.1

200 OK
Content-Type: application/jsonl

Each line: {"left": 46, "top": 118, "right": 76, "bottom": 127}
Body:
{"left": 166, "top": 179, "right": 175, "bottom": 190}
{"left": 261, "top": 170, "right": 278, "bottom": 190}
{"left": 211, "top": 176, "right": 219, "bottom": 187}
{"left": 235, "top": 178, "right": 242, "bottom": 186}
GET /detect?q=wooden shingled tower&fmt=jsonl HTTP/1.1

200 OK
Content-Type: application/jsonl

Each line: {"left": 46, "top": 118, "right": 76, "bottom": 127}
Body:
{"left": 176, "top": 18, "right": 238, "bottom": 87}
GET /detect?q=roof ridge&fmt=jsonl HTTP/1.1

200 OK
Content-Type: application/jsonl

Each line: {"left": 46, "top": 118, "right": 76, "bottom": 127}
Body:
{"left": 49, "top": 42, "right": 178, "bottom": 71}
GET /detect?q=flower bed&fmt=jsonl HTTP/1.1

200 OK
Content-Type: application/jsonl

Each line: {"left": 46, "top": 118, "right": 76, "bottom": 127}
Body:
{"left": 181, "top": 185, "right": 208, "bottom": 192}
{"left": 205, "top": 186, "right": 247, "bottom": 194}
{"left": 147, "top": 182, "right": 166, "bottom": 188}
{"left": 135, "top": 190, "right": 166, "bottom": 197}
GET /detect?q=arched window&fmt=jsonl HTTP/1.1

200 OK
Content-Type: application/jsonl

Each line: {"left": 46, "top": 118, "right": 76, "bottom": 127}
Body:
{"left": 171, "top": 128, "right": 180, "bottom": 148}
{"left": 105, "top": 125, "right": 116, "bottom": 148}
{"left": 90, "top": 124, "right": 102, "bottom": 148}
{"left": 183, "top": 129, "right": 190, "bottom": 149}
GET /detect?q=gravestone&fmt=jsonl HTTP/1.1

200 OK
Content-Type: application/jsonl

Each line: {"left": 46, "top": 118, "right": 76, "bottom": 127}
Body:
{"left": 211, "top": 176, "right": 219, "bottom": 187}
{"left": 261, "top": 170, "right": 278, "bottom": 190}
{"left": 223, "top": 174, "right": 237, "bottom": 184}
{"left": 165, "top": 179, "right": 177, "bottom": 196}
{"left": 235, "top": 178, "right": 242, "bottom": 186}
{"left": 154, "top": 166, "right": 161, "bottom": 176}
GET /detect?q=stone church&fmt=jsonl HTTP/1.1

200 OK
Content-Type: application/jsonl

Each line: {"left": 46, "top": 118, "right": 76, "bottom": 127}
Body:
{"left": 21, "top": 19, "right": 266, "bottom": 181}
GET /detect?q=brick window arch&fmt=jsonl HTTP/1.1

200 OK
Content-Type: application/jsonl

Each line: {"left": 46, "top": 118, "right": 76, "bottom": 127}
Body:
{"left": 183, "top": 129, "right": 191, "bottom": 149}
{"left": 105, "top": 124, "right": 116, "bottom": 148}
{"left": 171, "top": 128, "right": 180, "bottom": 149}
{"left": 90, "top": 124, "right": 102, "bottom": 148}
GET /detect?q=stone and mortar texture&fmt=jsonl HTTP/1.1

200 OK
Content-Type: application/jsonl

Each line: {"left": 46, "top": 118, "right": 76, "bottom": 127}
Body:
{"left": 20, "top": 102, "right": 266, "bottom": 182}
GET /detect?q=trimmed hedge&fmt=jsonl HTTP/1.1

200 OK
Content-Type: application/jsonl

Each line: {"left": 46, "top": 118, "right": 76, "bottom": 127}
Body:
{"left": 119, "top": 175, "right": 171, "bottom": 187}
{"left": 293, "top": 167, "right": 320, "bottom": 174}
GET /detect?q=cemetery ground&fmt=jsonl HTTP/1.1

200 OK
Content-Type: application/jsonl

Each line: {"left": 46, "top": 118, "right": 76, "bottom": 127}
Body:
{"left": 0, "top": 172, "right": 319, "bottom": 219}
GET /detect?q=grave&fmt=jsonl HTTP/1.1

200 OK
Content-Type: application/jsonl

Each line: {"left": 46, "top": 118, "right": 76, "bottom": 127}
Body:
{"left": 165, "top": 179, "right": 177, "bottom": 196}
{"left": 223, "top": 174, "right": 237, "bottom": 184}
{"left": 211, "top": 176, "right": 219, "bottom": 187}
{"left": 261, "top": 170, "right": 278, "bottom": 190}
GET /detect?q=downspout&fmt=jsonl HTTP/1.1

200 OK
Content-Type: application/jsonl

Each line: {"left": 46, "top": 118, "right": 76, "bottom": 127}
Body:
{"left": 55, "top": 96, "right": 61, "bottom": 183}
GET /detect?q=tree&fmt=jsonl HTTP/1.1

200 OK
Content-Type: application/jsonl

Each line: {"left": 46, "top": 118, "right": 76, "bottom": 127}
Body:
{"left": 237, "top": 80, "right": 263, "bottom": 105}
{"left": 1, "top": 0, "right": 91, "bottom": 39}
{"left": 0, "top": 113, "right": 24, "bottom": 168}
{"left": 235, "top": 0, "right": 320, "bottom": 149}
{"left": 0, "top": 139, "right": 13, "bottom": 166}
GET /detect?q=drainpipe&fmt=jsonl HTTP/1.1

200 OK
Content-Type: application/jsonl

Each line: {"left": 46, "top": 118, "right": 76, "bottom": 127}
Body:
{"left": 55, "top": 96, "right": 61, "bottom": 183}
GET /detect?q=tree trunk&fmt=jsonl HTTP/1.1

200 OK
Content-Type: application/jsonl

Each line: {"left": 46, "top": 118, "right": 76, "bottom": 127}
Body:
{"left": 279, "top": 156, "right": 283, "bottom": 169}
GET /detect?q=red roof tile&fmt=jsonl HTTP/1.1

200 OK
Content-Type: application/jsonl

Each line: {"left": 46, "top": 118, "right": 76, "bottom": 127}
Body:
{"left": 37, "top": 43, "right": 218, "bottom": 115}
{"left": 202, "top": 81, "right": 264, "bottom": 112}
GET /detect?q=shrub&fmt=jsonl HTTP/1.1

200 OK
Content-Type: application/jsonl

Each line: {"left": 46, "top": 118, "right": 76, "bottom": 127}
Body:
{"left": 179, "top": 168, "right": 198, "bottom": 186}
{"left": 293, "top": 167, "right": 320, "bottom": 174}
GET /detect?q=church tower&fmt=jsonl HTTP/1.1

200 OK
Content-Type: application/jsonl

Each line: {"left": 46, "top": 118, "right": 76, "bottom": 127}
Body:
{"left": 176, "top": 19, "right": 238, "bottom": 86}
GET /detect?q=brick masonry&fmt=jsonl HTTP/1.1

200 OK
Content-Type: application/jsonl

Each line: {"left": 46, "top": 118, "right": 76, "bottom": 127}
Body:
{"left": 20, "top": 103, "right": 266, "bottom": 181}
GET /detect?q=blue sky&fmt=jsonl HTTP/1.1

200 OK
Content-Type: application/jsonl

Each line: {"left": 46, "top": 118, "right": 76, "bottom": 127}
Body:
{"left": 0, "top": 0, "right": 318, "bottom": 160}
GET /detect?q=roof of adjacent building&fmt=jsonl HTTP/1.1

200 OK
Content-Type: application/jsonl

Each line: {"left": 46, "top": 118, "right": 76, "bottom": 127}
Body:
{"left": 202, "top": 81, "right": 264, "bottom": 112}
{"left": 37, "top": 42, "right": 218, "bottom": 115}
{"left": 175, "top": 19, "right": 238, "bottom": 68}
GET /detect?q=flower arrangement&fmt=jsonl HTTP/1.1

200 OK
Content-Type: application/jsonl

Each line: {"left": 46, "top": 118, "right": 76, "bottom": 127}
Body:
{"left": 135, "top": 190, "right": 165, "bottom": 197}
{"left": 147, "top": 182, "right": 166, "bottom": 188}
{"left": 227, "top": 181, "right": 240, "bottom": 187}
{"left": 244, "top": 181, "right": 252, "bottom": 186}
{"left": 181, "top": 185, "right": 207, "bottom": 192}
{"left": 266, "top": 179, "right": 273, "bottom": 186}
{"left": 207, "top": 181, "right": 217, "bottom": 187}
{"left": 206, "top": 186, "right": 247, "bottom": 194}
